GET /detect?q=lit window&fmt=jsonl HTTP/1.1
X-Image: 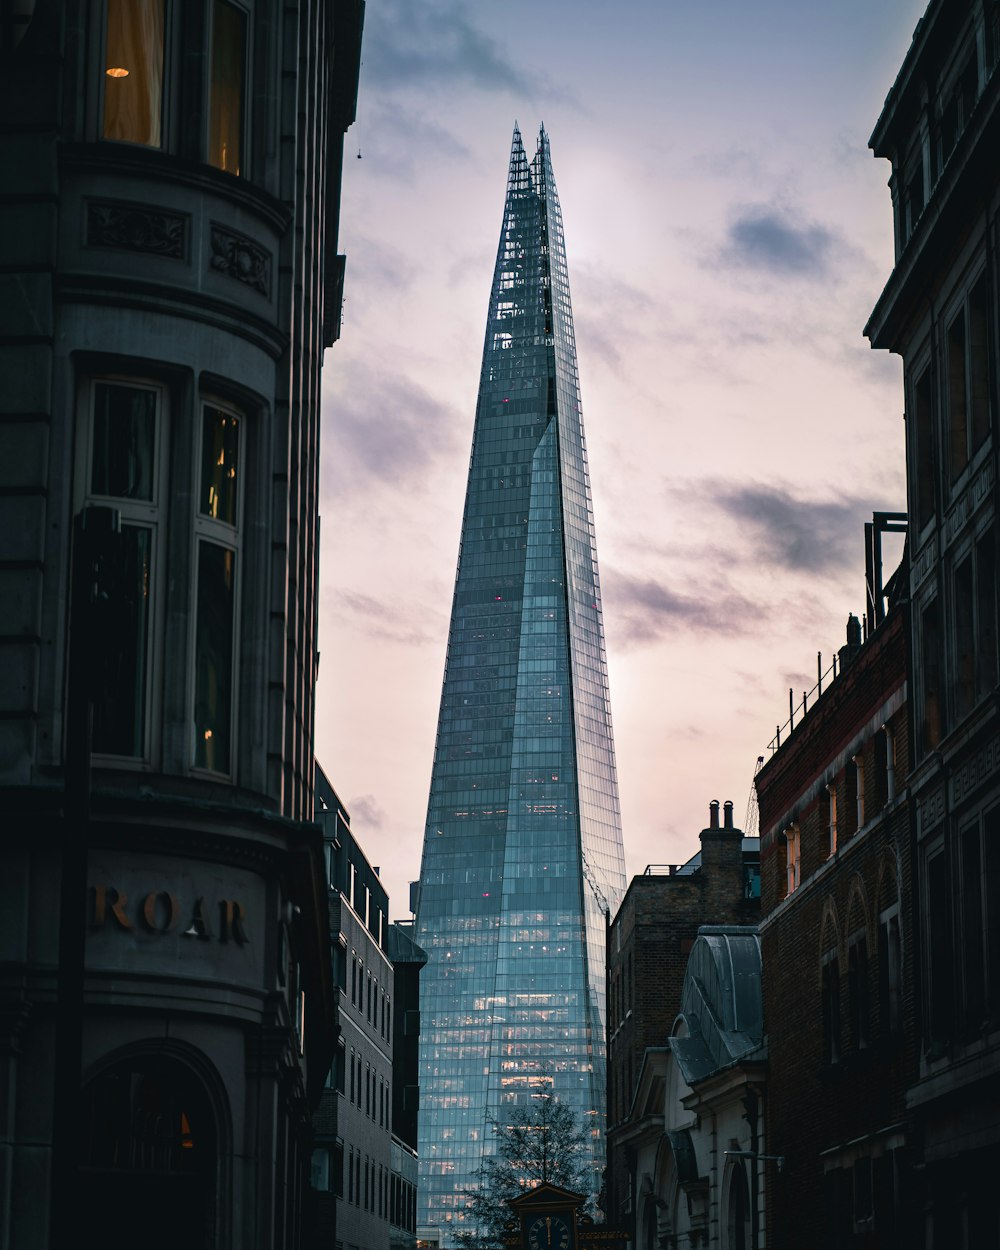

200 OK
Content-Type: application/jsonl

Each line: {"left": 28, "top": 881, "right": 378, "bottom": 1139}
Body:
{"left": 827, "top": 784, "right": 838, "bottom": 858}
{"left": 103, "top": 0, "right": 165, "bottom": 148}
{"left": 79, "top": 379, "right": 164, "bottom": 760}
{"left": 193, "top": 403, "right": 242, "bottom": 774}
{"left": 208, "top": 0, "right": 248, "bottom": 174}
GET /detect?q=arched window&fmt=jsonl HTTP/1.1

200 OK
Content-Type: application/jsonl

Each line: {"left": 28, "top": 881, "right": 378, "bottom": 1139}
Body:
{"left": 81, "top": 1056, "right": 217, "bottom": 1249}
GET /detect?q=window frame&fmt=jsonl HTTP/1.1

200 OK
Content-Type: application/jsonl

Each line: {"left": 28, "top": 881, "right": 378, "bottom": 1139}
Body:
{"left": 826, "top": 783, "right": 838, "bottom": 858}
{"left": 878, "top": 899, "right": 903, "bottom": 1042}
{"left": 847, "top": 928, "right": 870, "bottom": 1051}
{"left": 75, "top": 375, "right": 169, "bottom": 768}
{"left": 98, "top": 0, "right": 172, "bottom": 151}
{"left": 784, "top": 824, "right": 801, "bottom": 896}
{"left": 207, "top": 0, "right": 252, "bottom": 177}
{"left": 189, "top": 396, "right": 244, "bottom": 779}
{"left": 821, "top": 947, "right": 841, "bottom": 1066}
{"left": 853, "top": 754, "right": 866, "bottom": 831}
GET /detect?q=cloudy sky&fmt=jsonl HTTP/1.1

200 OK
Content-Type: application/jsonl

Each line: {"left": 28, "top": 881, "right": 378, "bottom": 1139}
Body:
{"left": 316, "top": 0, "right": 927, "bottom": 918}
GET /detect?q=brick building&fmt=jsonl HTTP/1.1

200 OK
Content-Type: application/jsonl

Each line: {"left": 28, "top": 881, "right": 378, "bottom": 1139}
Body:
{"left": 605, "top": 802, "right": 759, "bottom": 1236}
{"left": 864, "top": 1, "right": 1000, "bottom": 1242}
{"left": 755, "top": 548, "right": 916, "bottom": 1248}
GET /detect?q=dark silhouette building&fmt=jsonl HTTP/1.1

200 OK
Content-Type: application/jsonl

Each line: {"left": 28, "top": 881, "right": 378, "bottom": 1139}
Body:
{"left": 413, "top": 125, "right": 627, "bottom": 1244}
{"left": 865, "top": 1, "right": 1000, "bottom": 1243}
{"left": 755, "top": 532, "right": 915, "bottom": 1248}
{"left": 605, "top": 802, "right": 760, "bottom": 1239}
{"left": 0, "top": 2, "right": 363, "bottom": 1247}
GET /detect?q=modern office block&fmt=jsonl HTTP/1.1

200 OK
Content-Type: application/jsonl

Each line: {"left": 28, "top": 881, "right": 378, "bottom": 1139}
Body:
{"left": 414, "top": 125, "right": 627, "bottom": 1245}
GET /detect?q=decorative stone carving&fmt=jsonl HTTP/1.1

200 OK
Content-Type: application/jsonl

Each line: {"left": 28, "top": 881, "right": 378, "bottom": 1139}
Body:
{"left": 86, "top": 200, "right": 186, "bottom": 258}
{"left": 209, "top": 224, "right": 271, "bottom": 297}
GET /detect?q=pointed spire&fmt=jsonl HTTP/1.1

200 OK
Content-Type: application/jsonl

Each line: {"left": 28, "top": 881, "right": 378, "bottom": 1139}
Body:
{"left": 507, "top": 121, "right": 530, "bottom": 196}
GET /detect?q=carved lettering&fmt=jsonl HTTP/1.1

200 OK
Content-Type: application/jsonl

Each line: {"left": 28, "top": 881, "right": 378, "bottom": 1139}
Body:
{"left": 91, "top": 885, "right": 249, "bottom": 945}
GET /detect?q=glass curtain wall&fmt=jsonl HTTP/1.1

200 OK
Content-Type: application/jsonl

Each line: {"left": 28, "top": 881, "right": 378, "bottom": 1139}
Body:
{"left": 415, "top": 125, "right": 626, "bottom": 1245}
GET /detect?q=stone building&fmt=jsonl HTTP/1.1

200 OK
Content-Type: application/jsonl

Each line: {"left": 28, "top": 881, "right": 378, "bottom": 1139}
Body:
{"left": 616, "top": 926, "right": 765, "bottom": 1250}
{"left": 309, "top": 773, "right": 426, "bottom": 1250}
{"left": 0, "top": 2, "right": 363, "bottom": 1247}
{"left": 755, "top": 540, "right": 916, "bottom": 1248}
{"left": 387, "top": 921, "right": 426, "bottom": 1250}
{"left": 605, "top": 802, "right": 759, "bottom": 1237}
{"left": 864, "top": 0, "right": 1000, "bottom": 1243}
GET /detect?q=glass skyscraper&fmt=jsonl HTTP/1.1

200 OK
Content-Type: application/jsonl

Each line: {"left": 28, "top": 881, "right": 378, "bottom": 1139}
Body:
{"left": 414, "top": 125, "right": 627, "bottom": 1245}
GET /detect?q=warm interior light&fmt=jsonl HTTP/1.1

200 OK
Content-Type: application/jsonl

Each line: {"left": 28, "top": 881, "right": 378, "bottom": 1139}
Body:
{"left": 106, "top": 66, "right": 129, "bottom": 78}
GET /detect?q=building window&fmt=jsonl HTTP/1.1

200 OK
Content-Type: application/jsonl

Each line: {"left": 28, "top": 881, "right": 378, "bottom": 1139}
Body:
{"left": 976, "top": 533, "right": 999, "bottom": 699}
{"left": 208, "top": 0, "right": 247, "bottom": 174}
{"left": 878, "top": 902, "right": 902, "bottom": 1040}
{"left": 103, "top": 0, "right": 165, "bottom": 148}
{"left": 826, "top": 784, "right": 838, "bottom": 858}
{"left": 853, "top": 755, "right": 865, "bottom": 830}
{"left": 821, "top": 950, "right": 841, "bottom": 1065}
{"left": 947, "top": 308, "right": 969, "bottom": 480}
{"left": 920, "top": 598, "right": 944, "bottom": 754}
{"left": 785, "top": 825, "right": 801, "bottom": 895}
{"left": 902, "top": 149, "right": 925, "bottom": 244}
{"left": 193, "top": 403, "right": 242, "bottom": 774}
{"left": 947, "top": 275, "right": 991, "bottom": 482}
{"left": 880, "top": 725, "right": 896, "bottom": 806}
{"left": 310, "top": 1148, "right": 330, "bottom": 1192}
{"left": 853, "top": 1157, "right": 874, "bottom": 1232}
{"left": 961, "top": 821, "right": 986, "bottom": 1035}
{"left": 79, "top": 379, "right": 164, "bottom": 761}
{"left": 926, "top": 843, "right": 954, "bottom": 1053}
{"left": 911, "top": 365, "right": 935, "bottom": 530}
{"left": 82, "top": 1056, "right": 216, "bottom": 1239}
{"left": 848, "top": 931, "right": 870, "bottom": 1050}
{"left": 725, "top": 1163, "right": 750, "bottom": 1250}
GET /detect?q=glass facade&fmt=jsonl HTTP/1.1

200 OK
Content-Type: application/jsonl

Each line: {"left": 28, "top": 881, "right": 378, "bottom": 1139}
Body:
{"left": 414, "top": 126, "right": 626, "bottom": 1244}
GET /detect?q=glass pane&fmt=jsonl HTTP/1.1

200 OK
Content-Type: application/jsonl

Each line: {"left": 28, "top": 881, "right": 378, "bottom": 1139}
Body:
{"left": 209, "top": 0, "right": 247, "bottom": 175}
{"left": 92, "top": 383, "right": 157, "bottom": 501}
{"left": 200, "top": 406, "right": 240, "bottom": 524}
{"left": 103, "top": 0, "right": 165, "bottom": 148}
{"left": 194, "top": 541, "right": 235, "bottom": 773}
{"left": 93, "top": 525, "right": 151, "bottom": 757}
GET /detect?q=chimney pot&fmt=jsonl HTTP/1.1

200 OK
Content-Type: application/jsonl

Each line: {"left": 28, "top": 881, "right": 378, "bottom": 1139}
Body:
{"left": 723, "top": 800, "right": 734, "bottom": 829}
{"left": 709, "top": 800, "right": 720, "bottom": 828}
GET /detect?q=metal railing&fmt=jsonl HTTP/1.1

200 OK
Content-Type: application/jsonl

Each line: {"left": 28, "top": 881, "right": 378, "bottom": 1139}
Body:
{"left": 768, "top": 650, "right": 842, "bottom": 754}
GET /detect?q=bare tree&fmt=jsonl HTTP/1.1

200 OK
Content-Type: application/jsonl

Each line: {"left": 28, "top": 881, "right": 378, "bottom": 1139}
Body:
{"left": 454, "top": 1086, "right": 591, "bottom": 1250}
